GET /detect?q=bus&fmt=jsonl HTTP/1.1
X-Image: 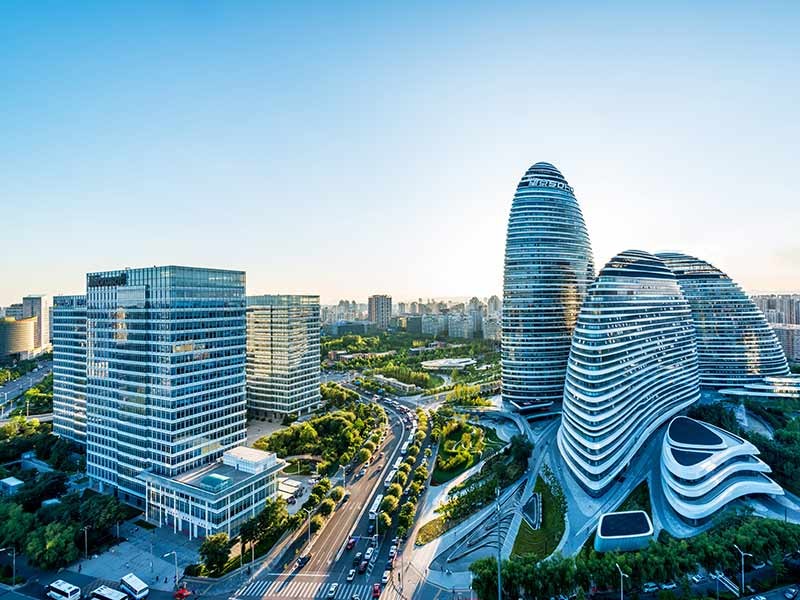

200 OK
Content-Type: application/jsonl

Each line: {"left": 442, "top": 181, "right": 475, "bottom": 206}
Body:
{"left": 369, "top": 494, "right": 384, "bottom": 520}
{"left": 120, "top": 573, "right": 149, "bottom": 600}
{"left": 89, "top": 586, "right": 128, "bottom": 600}
{"left": 383, "top": 469, "right": 397, "bottom": 489}
{"left": 393, "top": 457, "right": 403, "bottom": 470}
{"left": 47, "top": 580, "right": 81, "bottom": 600}
{"left": 400, "top": 441, "right": 410, "bottom": 455}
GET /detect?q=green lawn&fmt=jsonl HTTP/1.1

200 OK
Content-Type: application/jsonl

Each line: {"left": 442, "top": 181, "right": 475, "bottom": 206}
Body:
{"left": 510, "top": 476, "right": 565, "bottom": 560}
{"left": 415, "top": 515, "right": 447, "bottom": 545}
{"left": 431, "top": 425, "right": 483, "bottom": 486}
{"left": 479, "top": 426, "right": 506, "bottom": 455}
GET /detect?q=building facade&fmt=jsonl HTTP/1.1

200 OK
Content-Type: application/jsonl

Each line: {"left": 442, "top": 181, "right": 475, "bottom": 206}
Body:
{"left": 52, "top": 295, "right": 87, "bottom": 445}
{"left": 246, "top": 295, "right": 321, "bottom": 418}
{"left": 447, "top": 313, "right": 474, "bottom": 339}
{"left": 772, "top": 324, "right": 800, "bottom": 363}
{"left": 421, "top": 314, "right": 448, "bottom": 337}
{"left": 85, "top": 266, "right": 247, "bottom": 506}
{"left": 22, "top": 295, "right": 51, "bottom": 351}
{"left": 657, "top": 253, "right": 790, "bottom": 386}
{"left": 5, "top": 304, "right": 23, "bottom": 320}
{"left": 558, "top": 250, "right": 700, "bottom": 495}
{"left": 502, "top": 162, "right": 594, "bottom": 413}
{"left": 368, "top": 295, "right": 392, "bottom": 330}
{"left": 0, "top": 317, "right": 36, "bottom": 359}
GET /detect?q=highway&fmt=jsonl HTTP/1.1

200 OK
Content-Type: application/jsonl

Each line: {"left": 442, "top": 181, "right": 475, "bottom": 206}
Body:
{"left": 0, "top": 360, "right": 52, "bottom": 417}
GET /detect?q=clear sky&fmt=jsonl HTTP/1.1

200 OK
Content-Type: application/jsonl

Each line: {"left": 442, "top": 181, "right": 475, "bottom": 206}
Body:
{"left": 2, "top": 1, "right": 798, "bottom": 306}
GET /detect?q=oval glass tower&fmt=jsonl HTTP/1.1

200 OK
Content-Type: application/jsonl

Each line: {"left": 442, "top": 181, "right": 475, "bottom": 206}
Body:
{"left": 557, "top": 250, "right": 701, "bottom": 495}
{"left": 502, "top": 162, "right": 594, "bottom": 413}
{"left": 657, "top": 252, "right": 790, "bottom": 387}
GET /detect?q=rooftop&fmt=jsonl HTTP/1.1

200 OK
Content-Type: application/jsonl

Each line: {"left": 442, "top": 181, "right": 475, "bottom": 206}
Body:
{"left": 598, "top": 510, "right": 653, "bottom": 538}
{"left": 668, "top": 416, "right": 723, "bottom": 447}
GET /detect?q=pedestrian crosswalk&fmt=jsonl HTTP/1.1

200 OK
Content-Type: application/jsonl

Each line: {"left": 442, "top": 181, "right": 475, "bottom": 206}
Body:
{"left": 233, "top": 578, "right": 374, "bottom": 599}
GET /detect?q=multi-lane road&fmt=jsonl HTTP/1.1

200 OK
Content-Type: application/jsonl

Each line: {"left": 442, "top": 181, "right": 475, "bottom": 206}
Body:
{"left": 0, "top": 360, "right": 52, "bottom": 417}
{"left": 231, "top": 392, "right": 418, "bottom": 600}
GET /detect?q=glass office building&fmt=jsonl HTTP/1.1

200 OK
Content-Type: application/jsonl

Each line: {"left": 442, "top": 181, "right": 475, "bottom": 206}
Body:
{"left": 246, "top": 295, "right": 321, "bottom": 417}
{"left": 85, "top": 266, "right": 247, "bottom": 505}
{"left": 53, "top": 295, "right": 87, "bottom": 445}
{"left": 657, "top": 252, "right": 790, "bottom": 387}
{"left": 502, "top": 162, "right": 594, "bottom": 414}
{"left": 558, "top": 250, "right": 700, "bottom": 495}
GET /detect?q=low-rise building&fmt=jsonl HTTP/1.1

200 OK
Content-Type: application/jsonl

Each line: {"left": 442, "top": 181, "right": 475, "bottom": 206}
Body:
{"left": 0, "top": 476, "right": 24, "bottom": 496}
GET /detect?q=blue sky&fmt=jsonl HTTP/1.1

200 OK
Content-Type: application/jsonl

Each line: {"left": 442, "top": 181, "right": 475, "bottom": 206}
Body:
{"left": 2, "top": 1, "right": 798, "bottom": 305}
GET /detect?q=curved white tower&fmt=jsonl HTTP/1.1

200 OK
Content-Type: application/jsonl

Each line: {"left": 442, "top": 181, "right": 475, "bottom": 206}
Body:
{"left": 558, "top": 250, "right": 700, "bottom": 495}
{"left": 661, "top": 416, "right": 783, "bottom": 522}
{"left": 501, "top": 162, "right": 594, "bottom": 414}
{"left": 657, "top": 252, "right": 790, "bottom": 387}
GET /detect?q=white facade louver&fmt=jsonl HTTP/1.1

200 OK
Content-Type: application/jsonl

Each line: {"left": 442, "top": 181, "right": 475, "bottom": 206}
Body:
{"left": 657, "top": 252, "right": 790, "bottom": 387}
{"left": 558, "top": 250, "right": 700, "bottom": 495}
{"left": 501, "top": 162, "right": 594, "bottom": 413}
{"left": 661, "top": 416, "right": 783, "bottom": 522}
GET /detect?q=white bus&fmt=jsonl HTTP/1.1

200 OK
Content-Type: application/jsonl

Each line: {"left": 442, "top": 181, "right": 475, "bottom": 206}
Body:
{"left": 393, "top": 457, "right": 403, "bottom": 470}
{"left": 400, "top": 441, "right": 410, "bottom": 455}
{"left": 120, "top": 573, "right": 149, "bottom": 600}
{"left": 369, "top": 494, "right": 384, "bottom": 520}
{"left": 383, "top": 469, "right": 397, "bottom": 488}
{"left": 89, "top": 586, "right": 128, "bottom": 600}
{"left": 47, "top": 580, "right": 81, "bottom": 600}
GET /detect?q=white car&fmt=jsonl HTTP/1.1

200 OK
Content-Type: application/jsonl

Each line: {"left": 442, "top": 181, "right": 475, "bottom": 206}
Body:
{"left": 381, "top": 570, "right": 391, "bottom": 585}
{"left": 364, "top": 547, "right": 374, "bottom": 561}
{"left": 388, "top": 545, "right": 397, "bottom": 559}
{"left": 347, "top": 569, "right": 356, "bottom": 582}
{"left": 327, "top": 583, "right": 339, "bottom": 598}
{"left": 642, "top": 583, "right": 659, "bottom": 593}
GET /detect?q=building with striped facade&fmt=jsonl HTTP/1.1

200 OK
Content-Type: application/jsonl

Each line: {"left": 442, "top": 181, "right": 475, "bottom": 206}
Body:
{"left": 657, "top": 252, "right": 790, "bottom": 387}
{"left": 52, "top": 295, "right": 87, "bottom": 444}
{"left": 558, "top": 250, "right": 700, "bottom": 495}
{"left": 501, "top": 162, "right": 594, "bottom": 414}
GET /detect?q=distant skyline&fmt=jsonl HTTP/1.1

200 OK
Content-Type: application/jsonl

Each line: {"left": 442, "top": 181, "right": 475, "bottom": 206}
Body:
{"left": 2, "top": 2, "right": 798, "bottom": 306}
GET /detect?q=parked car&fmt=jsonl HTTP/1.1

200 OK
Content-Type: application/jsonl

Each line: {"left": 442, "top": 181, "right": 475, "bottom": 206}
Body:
{"left": 660, "top": 582, "right": 677, "bottom": 591}
{"left": 388, "top": 545, "right": 397, "bottom": 559}
{"left": 372, "top": 583, "right": 382, "bottom": 598}
{"left": 784, "top": 589, "right": 797, "bottom": 600}
{"left": 347, "top": 569, "right": 356, "bottom": 582}
{"left": 352, "top": 552, "right": 363, "bottom": 566}
{"left": 346, "top": 537, "right": 356, "bottom": 550}
{"left": 381, "top": 570, "right": 390, "bottom": 585}
{"left": 327, "top": 583, "right": 339, "bottom": 598}
{"left": 642, "top": 583, "right": 659, "bottom": 593}
{"left": 386, "top": 559, "right": 394, "bottom": 570}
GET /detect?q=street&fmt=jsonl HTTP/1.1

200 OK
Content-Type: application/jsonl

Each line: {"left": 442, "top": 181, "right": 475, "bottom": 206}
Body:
{"left": 0, "top": 361, "right": 52, "bottom": 418}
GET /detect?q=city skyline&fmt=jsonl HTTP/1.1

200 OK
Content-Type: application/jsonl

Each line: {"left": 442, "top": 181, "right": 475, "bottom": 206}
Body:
{"left": 2, "top": 2, "right": 799, "bottom": 306}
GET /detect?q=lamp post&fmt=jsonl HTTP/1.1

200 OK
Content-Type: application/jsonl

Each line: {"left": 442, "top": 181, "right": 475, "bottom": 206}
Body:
{"left": 733, "top": 544, "right": 752, "bottom": 594}
{"left": 615, "top": 563, "right": 629, "bottom": 600}
{"left": 0, "top": 547, "right": 16, "bottom": 587}
{"left": 303, "top": 508, "right": 312, "bottom": 548}
{"left": 163, "top": 551, "right": 178, "bottom": 588}
{"left": 82, "top": 525, "right": 91, "bottom": 559}
{"left": 496, "top": 486, "right": 501, "bottom": 600}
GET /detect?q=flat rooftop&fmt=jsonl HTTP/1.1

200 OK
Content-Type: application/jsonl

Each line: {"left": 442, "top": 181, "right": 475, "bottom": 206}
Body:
{"left": 598, "top": 510, "right": 653, "bottom": 537}
{"left": 225, "top": 446, "right": 271, "bottom": 463}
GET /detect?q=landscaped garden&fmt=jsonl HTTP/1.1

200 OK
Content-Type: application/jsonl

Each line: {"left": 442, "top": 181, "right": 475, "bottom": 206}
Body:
{"left": 510, "top": 465, "right": 566, "bottom": 560}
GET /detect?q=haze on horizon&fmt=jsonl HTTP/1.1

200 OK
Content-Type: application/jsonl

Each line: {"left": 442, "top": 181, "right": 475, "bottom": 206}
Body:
{"left": 1, "top": 2, "right": 798, "bottom": 306}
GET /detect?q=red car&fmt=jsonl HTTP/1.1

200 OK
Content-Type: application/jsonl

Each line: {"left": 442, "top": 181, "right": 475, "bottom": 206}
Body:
{"left": 346, "top": 537, "right": 356, "bottom": 550}
{"left": 174, "top": 589, "right": 192, "bottom": 600}
{"left": 372, "top": 583, "right": 381, "bottom": 598}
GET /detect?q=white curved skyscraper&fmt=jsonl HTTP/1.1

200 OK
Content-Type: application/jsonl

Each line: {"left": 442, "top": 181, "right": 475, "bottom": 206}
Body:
{"left": 657, "top": 252, "right": 790, "bottom": 387}
{"left": 558, "top": 250, "right": 701, "bottom": 495}
{"left": 501, "top": 162, "right": 594, "bottom": 414}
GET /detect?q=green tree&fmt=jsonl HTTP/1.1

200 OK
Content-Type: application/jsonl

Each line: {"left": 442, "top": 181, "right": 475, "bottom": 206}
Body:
{"left": 310, "top": 514, "right": 325, "bottom": 533}
{"left": 329, "top": 486, "right": 345, "bottom": 502}
{"left": 377, "top": 511, "right": 392, "bottom": 533}
{"left": 25, "top": 522, "right": 79, "bottom": 569}
{"left": 381, "top": 495, "right": 399, "bottom": 513}
{"left": 0, "top": 502, "right": 35, "bottom": 549}
{"left": 318, "top": 498, "right": 336, "bottom": 517}
{"left": 200, "top": 533, "right": 231, "bottom": 576}
{"left": 356, "top": 448, "right": 372, "bottom": 464}
{"left": 385, "top": 483, "right": 403, "bottom": 499}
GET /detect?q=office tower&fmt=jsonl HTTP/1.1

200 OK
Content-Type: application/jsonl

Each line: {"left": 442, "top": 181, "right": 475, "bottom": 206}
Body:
{"left": 22, "top": 294, "right": 51, "bottom": 350}
{"left": 246, "top": 295, "right": 321, "bottom": 418}
{"left": 502, "top": 162, "right": 594, "bottom": 414}
{"left": 657, "top": 253, "right": 790, "bottom": 386}
{"left": 661, "top": 416, "right": 782, "bottom": 523}
{"left": 368, "top": 294, "right": 392, "bottom": 330}
{"left": 0, "top": 317, "right": 36, "bottom": 360}
{"left": 558, "top": 251, "right": 700, "bottom": 495}
{"left": 52, "top": 295, "right": 87, "bottom": 445}
{"left": 85, "top": 266, "right": 248, "bottom": 504}
{"left": 5, "top": 304, "right": 23, "bottom": 320}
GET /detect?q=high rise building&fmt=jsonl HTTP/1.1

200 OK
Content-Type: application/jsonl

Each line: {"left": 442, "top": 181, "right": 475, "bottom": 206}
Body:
{"left": 52, "top": 295, "right": 87, "bottom": 445}
{"left": 22, "top": 294, "right": 51, "bottom": 350}
{"left": 558, "top": 251, "right": 700, "bottom": 495}
{"left": 368, "top": 294, "right": 392, "bottom": 330}
{"left": 772, "top": 324, "right": 800, "bottom": 363}
{"left": 657, "top": 253, "right": 790, "bottom": 386}
{"left": 482, "top": 315, "right": 501, "bottom": 342}
{"left": 246, "top": 295, "right": 321, "bottom": 418}
{"left": 502, "top": 162, "right": 594, "bottom": 414}
{"left": 487, "top": 295, "right": 501, "bottom": 316}
{"left": 447, "top": 313, "right": 474, "bottom": 339}
{"left": 397, "top": 302, "right": 407, "bottom": 315}
{"left": 5, "top": 304, "right": 23, "bottom": 320}
{"left": 85, "top": 266, "right": 248, "bottom": 503}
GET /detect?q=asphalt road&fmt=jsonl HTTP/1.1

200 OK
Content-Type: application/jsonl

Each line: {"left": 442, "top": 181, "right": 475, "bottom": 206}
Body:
{"left": 0, "top": 361, "right": 52, "bottom": 417}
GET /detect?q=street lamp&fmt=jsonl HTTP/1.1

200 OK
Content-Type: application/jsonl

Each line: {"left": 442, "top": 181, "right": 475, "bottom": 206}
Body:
{"left": 615, "top": 563, "right": 629, "bottom": 600}
{"left": 303, "top": 508, "right": 312, "bottom": 548}
{"left": 733, "top": 544, "right": 752, "bottom": 594}
{"left": 82, "top": 525, "right": 91, "bottom": 560}
{"left": 496, "top": 486, "right": 501, "bottom": 600}
{"left": 163, "top": 551, "right": 178, "bottom": 588}
{"left": 0, "top": 547, "right": 16, "bottom": 587}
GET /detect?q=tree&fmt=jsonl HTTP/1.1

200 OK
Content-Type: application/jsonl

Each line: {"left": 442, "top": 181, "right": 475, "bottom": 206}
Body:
{"left": 200, "top": 533, "right": 231, "bottom": 576}
{"left": 0, "top": 502, "right": 35, "bottom": 549}
{"left": 356, "top": 448, "right": 371, "bottom": 464}
{"left": 318, "top": 498, "right": 336, "bottom": 517}
{"left": 385, "top": 483, "right": 403, "bottom": 499}
{"left": 25, "top": 522, "right": 79, "bottom": 569}
{"left": 239, "top": 517, "right": 258, "bottom": 559}
{"left": 381, "top": 495, "right": 399, "bottom": 513}
{"left": 377, "top": 511, "right": 392, "bottom": 532}
{"left": 310, "top": 515, "right": 325, "bottom": 533}
{"left": 771, "top": 549, "right": 785, "bottom": 585}
{"left": 329, "top": 486, "right": 345, "bottom": 502}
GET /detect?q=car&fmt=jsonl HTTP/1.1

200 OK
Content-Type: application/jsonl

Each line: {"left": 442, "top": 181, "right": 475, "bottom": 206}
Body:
{"left": 784, "top": 589, "right": 797, "bottom": 600}
{"left": 351, "top": 595, "right": 360, "bottom": 600}
{"left": 367, "top": 524, "right": 375, "bottom": 535}
{"left": 642, "top": 583, "right": 659, "bottom": 593}
{"left": 352, "top": 551, "right": 363, "bottom": 566}
{"left": 358, "top": 468, "right": 367, "bottom": 477}
{"left": 752, "top": 562, "right": 766, "bottom": 570}
{"left": 327, "top": 583, "right": 339, "bottom": 598}
{"left": 388, "top": 545, "right": 397, "bottom": 558}
{"left": 660, "top": 582, "right": 677, "bottom": 591}
{"left": 364, "top": 547, "right": 374, "bottom": 561}
{"left": 690, "top": 574, "right": 705, "bottom": 584}
{"left": 372, "top": 583, "right": 382, "bottom": 598}
{"left": 386, "top": 559, "right": 394, "bottom": 570}
{"left": 346, "top": 537, "right": 356, "bottom": 550}
{"left": 295, "top": 554, "right": 311, "bottom": 569}
{"left": 358, "top": 560, "right": 369, "bottom": 573}
{"left": 381, "top": 570, "right": 390, "bottom": 585}
{"left": 379, "top": 451, "right": 385, "bottom": 459}
{"left": 347, "top": 569, "right": 356, "bottom": 582}
{"left": 752, "top": 596, "right": 767, "bottom": 600}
